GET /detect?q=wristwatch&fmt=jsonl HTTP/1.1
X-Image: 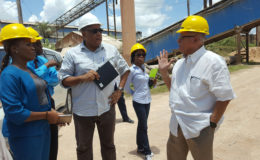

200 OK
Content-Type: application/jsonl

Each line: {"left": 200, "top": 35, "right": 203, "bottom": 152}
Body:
{"left": 118, "top": 87, "right": 124, "bottom": 92}
{"left": 210, "top": 121, "right": 217, "bottom": 128}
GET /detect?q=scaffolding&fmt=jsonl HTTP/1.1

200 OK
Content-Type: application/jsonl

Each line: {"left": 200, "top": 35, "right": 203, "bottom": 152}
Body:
{"left": 51, "top": 0, "right": 105, "bottom": 31}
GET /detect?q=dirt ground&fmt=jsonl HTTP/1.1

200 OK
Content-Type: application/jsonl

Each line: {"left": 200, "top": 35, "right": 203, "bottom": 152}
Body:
{"left": 54, "top": 65, "right": 260, "bottom": 160}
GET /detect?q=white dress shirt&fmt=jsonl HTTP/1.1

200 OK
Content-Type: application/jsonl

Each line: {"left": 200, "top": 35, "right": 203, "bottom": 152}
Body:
{"left": 125, "top": 64, "right": 151, "bottom": 104}
{"left": 114, "top": 76, "right": 120, "bottom": 88}
{"left": 59, "top": 42, "right": 129, "bottom": 116}
{"left": 0, "top": 133, "right": 12, "bottom": 160}
{"left": 169, "top": 46, "right": 236, "bottom": 139}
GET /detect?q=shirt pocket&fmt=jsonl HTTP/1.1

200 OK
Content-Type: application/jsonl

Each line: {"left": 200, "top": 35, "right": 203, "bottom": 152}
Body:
{"left": 189, "top": 75, "right": 208, "bottom": 98}
{"left": 75, "top": 61, "right": 94, "bottom": 75}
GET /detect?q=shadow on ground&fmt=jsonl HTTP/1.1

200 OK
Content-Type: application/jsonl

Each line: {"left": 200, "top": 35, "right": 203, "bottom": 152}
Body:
{"left": 128, "top": 146, "right": 160, "bottom": 159}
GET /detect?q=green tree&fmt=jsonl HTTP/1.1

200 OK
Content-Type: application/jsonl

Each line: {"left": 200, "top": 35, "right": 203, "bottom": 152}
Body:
{"left": 36, "top": 22, "right": 54, "bottom": 39}
{"left": 35, "top": 22, "right": 56, "bottom": 49}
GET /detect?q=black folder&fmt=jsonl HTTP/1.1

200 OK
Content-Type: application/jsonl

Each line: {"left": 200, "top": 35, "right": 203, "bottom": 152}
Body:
{"left": 94, "top": 61, "right": 119, "bottom": 90}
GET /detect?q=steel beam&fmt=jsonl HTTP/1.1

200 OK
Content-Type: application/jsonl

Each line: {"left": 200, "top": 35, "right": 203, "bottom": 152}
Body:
{"left": 52, "top": 0, "right": 106, "bottom": 31}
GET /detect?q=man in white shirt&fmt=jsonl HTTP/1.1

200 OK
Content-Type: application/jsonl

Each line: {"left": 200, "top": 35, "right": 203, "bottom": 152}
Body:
{"left": 59, "top": 15, "right": 129, "bottom": 160}
{"left": 157, "top": 15, "right": 235, "bottom": 160}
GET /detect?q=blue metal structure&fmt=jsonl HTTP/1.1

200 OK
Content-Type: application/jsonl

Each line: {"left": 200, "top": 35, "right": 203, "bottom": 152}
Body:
{"left": 140, "top": 0, "right": 260, "bottom": 62}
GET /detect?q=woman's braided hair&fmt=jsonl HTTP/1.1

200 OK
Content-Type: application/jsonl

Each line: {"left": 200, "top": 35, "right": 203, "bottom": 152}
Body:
{"left": 1, "top": 39, "right": 20, "bottom": 73}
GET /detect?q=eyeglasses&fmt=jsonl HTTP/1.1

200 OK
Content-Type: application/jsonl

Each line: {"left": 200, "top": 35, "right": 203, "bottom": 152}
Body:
{"left": 178, "top": 35, "right": 196, "bottom": 40}
{"left": 84, "top": 28, "right": 103, "bottom": 34}
{"left": 136, "top": 53, "right": 146, "bottom": 57}
{"left": 32, "top": 40, "right": 42, "bottom": 46}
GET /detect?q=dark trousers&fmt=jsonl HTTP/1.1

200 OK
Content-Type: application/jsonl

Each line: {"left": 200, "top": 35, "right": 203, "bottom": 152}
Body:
{"left": 49, "top": 98, "right": 58, "bottom": 160}
{"left": 132, "top": 101, "right": 151, "bottom": 155}
{"left": 117, "top": 92, "right": 130, "bottom": 121}
{"left": 49, "top": 124, "right": 58, "bottom": 160}
{"left": 73, "top": 107, "right": 116, "bottom": 160}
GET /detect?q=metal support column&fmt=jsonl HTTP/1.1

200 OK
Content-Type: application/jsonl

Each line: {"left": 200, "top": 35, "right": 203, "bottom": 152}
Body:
{"left": 203, "top": 0, "right": 207, "bottom": 9}
{"left": 105, "top": 0, "right": 110, "bottom": 36}
{"left": 16, "top": 0, "right": 23, "bottom": 24}
{"left": 245, "top": 32, "right": 249, "bottom": 63}
{"left": 235, "top": 26, "right": 242, "bottom": 64}
{"left": 113, "top": 0, "right": 117, "bottom": 39}
{"left": 56, "top": 26, "right": 58, "bottom": 42}
{"left": 120, "top": 0, "right": 136, "bottom": 64}
{"left": 209, "top": 0, "right": 213, "bottom": 6}
{"left": 187, "top": 0, "right": 190, "bottom": 16}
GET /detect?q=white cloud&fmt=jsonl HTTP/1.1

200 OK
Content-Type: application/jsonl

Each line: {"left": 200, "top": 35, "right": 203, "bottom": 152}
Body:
{"left": 108, "top": 15, "right": 121, "bottom": 30}
{"left": 135, "top": 0, "right": 168, "bottom": 37}
{"left": 250, "top": 28, "right": 256, "bottom": 35}
{"left": 106, "top": 0, "right": 168, "bottom": 37}
{"left": 213, "top": 0, "right": 222, "bottom": 4}
{"left": 108, "top": 0, "right": 120, "bottom": 10}
{"left": 28, "top": 15, "right": 39, "bottom": 22}
{"left": 165, "top": 6, "right": 173, "bottom": 11}
{"left": 39, "top": 0, "right": 83, "bottom": 22}
{"left": 0, "top": 0, "right": 18, "bottom": 22}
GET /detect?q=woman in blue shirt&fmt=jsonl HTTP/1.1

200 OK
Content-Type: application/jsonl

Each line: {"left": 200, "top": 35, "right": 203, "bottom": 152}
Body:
{"left": 125, "top": 43, "right": 156, "bottom": 160}
{"left": 26, "top": 27, "right": 60, "bottom": 160}
{"left": 0, "top": 23, "right": 60, "bottom": 160}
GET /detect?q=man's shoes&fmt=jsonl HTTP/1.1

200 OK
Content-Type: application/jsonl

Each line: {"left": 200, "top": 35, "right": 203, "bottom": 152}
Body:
{"left": 145, "top": 153, "right": 153, "bottom": 160}
{"left": 123, "top": 119, "right": 134, "bottom": 123}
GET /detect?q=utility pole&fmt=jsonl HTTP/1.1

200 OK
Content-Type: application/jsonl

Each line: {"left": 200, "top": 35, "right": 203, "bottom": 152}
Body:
{"left": 209, "top": 0, "right": 213, "bottom": 7}
{"left": 113, "top": 0, "right": 117, "bottom": 39}
{"left": 203, "top": 0, "right": 207, "bottom": 9}
{"left": 16, "top": 0, "right": 23, "bottom": 24}
{"left": 187, "top": 0, "right": 190, "bottom": 16}
{"left": 235, "top": 25, "right": 242, "bottom": 64}
{"left": 105, "top": 0, "right": 110, "bottom": 36}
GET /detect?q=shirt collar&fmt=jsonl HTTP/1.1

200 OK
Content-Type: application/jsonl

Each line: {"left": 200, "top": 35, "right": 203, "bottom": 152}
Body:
{"left": 186, "top": 45, "right": 206, "bottom": 64}
{"left": 133, "top": 64, "right": 145, "bottom": 71}
{"left": 80, "top": 41, "right": 104, "bottom": 53}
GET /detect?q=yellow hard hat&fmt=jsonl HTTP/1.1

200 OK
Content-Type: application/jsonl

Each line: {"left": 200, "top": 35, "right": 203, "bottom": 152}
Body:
{"left": 27, "top": 27, "right": 43, "bottom": 40}
{"left": 0, "top": 23, "right": 35, "bottom": 45}
{"left": 130, "top": 43, "right": 147, "bottom": 55}
{"left": 176, "top": 15, "right": 209, "bottom": 35}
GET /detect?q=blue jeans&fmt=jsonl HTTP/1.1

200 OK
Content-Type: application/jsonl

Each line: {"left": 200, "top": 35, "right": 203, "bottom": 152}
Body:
{"left": 133, "top": 101, "right": 151, "bottom": 155}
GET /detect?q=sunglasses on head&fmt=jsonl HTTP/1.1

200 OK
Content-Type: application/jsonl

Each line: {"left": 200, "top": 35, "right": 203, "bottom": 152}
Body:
{"left": 84, "top": 28, "right": 104, "bottom": 34}
{"left": 135, "top": 53, "right": 146, "bottom": 57}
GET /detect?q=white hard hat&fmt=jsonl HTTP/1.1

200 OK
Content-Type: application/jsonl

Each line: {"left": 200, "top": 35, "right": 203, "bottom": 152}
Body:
{"left": 78, "top": 13, "right": 101, "bottom": 31}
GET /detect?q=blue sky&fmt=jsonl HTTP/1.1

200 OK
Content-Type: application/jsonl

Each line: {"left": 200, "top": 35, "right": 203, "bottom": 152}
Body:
{"left": 0, "top": 0, "right": 222, "bottom": 37}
